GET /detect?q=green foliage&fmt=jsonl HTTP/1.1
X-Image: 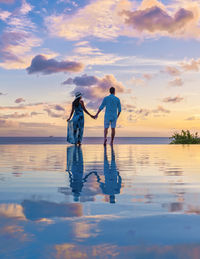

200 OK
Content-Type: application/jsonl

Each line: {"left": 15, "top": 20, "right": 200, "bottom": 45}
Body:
{"left": 170, "top": 130, "right": 200, "bottom": 144}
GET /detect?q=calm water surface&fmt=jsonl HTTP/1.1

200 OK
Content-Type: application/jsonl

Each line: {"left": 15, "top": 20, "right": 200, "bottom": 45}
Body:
{"left": 0, "top": 144, "right": 200, "bottom": 258}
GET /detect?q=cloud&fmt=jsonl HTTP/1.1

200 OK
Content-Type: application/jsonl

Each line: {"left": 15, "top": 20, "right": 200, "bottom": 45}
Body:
{"left": 0, "top": 119, "right": 18, "bottom": 127}
{"left": 143, "top": 73, "right": 153, "bottom": 80}
{"left": 0, "top": 102, "right": 45, "bottom": 111}
{"left": 54, "top": 105, "right": 65, "bottom": 111}
{"left": 0, "top": 1, "right": 42, "bottom": 69}
{"left": 0, "top": 32, "right": 41, "bottom": 69}
{"left": 64, "top": 74, "right": 126, "bottom": 109}
{"left": 123, "top": 6, "right": 194, "bottom": 34}
{"left": 44, "top": 107, "right": 65, "bottom": 118}
{"left": 27, "top": 55, "right": 84, "bottom": 75}
{"left": 62, "top": 78, "right": 74, "bottom": 85}
{"left": 0, "top": 10, "right": 11, "bottom": 21}
{"left": 164, "top": 66, "right": 181, "bottom": 76}
{"left": 20, "top": 0, "right": 33, "bottom": 15}
{"left": 70, "top": 42, "right": 124, "bottom": 66}
{"left": 169, "top": 77, "right": 183, "bottom": 87}
{"left": 15, "top": 98, "right": 25, "bottom": 104}
{"left": 45, "top": 0, "right": 200, "bottom": 41}
{"left": 129, "top": 76, "right": 145, "bottom": 86}
{"left": 43, "top": 104, "right": 65, "bottom": 118}
{"left": 0, "top": 112, "right": 29, "bottom": 119}
{"left": 30, "top": 112, "right": 43, "bottom": 116}
{"left": 180, "top": 59, "right": 200, "bottom": 71}
{"left": 162, "top": 96, "right": 184, "bottom": 103}
{"left": 123, "top": 103, "right": 136, "bottom": 113}
{"left": 62, "top": 74, "right": 98, "bottom": 86}
{"left": 45, "top": 0, "right": 131, "bottom": 40}
{"left": 128, "top": 105, "right": 170, "bottom": 122}
{"left": 185, "top": 116, "right": 195, "bottom": 121}
{"left": 153, "top": 106, "right": 170, "bottom": 114}
{"left": 0, "top": 0, "right": 14, "bottom": 3}
{"left": 0, "top": 92, "right": 6, "bottom": 96}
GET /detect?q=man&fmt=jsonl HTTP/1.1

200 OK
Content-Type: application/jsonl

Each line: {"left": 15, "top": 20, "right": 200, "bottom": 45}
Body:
{"left": 95, "top": 87, "right": 121, "bottom": 145}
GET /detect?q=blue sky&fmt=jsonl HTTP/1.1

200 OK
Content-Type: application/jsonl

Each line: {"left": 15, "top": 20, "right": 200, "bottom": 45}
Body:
{"left": 0, "top": 0, "right": 200, "bottom": 137}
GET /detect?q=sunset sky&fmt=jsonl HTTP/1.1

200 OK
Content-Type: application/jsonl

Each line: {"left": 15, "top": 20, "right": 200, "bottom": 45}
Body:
{"left": 1, "top": 0, "right": 200, "bottom": 137}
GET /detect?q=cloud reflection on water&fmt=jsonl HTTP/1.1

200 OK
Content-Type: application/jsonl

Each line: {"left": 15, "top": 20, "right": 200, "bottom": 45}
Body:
{"left": 1, "top": 145, "right": 200, "bottom": 258}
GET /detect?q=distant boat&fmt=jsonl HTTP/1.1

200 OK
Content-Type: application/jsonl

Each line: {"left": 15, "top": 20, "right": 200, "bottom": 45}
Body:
{"left": 49, "top": 136, "right": 54, "bottom": 138}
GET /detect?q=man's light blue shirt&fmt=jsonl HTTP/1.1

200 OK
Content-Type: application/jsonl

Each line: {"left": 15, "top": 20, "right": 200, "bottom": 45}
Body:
{"left": 99, "top": 94, "right": 121, "bottom": 120}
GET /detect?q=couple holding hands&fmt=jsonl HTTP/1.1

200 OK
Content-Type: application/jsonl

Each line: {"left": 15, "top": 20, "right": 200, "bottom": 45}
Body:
{"left": 67, "top": 87, "right": 121, "bottom": 146}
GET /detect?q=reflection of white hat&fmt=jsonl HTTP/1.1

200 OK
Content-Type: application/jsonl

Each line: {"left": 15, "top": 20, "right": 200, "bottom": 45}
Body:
{"left": 75, "top": 91, "right": 82, "bottom": 100}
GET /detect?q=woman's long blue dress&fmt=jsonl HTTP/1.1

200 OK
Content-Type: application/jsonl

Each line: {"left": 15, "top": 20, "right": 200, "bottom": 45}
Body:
{"left": 72, "top": 102, "right": 84, "bottom": 144}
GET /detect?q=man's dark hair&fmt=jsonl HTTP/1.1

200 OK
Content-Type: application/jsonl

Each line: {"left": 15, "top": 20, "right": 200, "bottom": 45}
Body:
{"left": 110, "top": 87, "right": 115, "bottom": 94}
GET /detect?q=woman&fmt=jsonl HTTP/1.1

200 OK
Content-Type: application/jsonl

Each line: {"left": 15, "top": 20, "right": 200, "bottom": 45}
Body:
{"left": 67, "top": 92, "right": 94, "bottom": 145}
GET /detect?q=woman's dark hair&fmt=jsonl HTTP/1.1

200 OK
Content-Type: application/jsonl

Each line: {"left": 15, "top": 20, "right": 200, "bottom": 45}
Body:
{"left": 73, "top": 97, "right": 81, "bottom": 107}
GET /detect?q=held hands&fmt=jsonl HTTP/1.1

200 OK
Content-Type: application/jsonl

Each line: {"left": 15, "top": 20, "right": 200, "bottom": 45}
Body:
{"left": 90, "top": 114, "right": 98, "bottom": 119}
{"left": 90, "top": 115, "right": 96, "bottom": 119}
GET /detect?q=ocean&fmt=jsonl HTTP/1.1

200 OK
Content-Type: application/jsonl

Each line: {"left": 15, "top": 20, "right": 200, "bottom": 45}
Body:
{"left": 0, "top": 137, "right": 170, "bottom": 144}
{"left": 1, "top": 144, "right": 200, "bottom": 258}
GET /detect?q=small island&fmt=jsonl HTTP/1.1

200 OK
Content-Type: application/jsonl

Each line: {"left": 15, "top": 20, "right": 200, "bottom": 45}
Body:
{"left": 170, "top": 130, "right": 200, "bottom": 144}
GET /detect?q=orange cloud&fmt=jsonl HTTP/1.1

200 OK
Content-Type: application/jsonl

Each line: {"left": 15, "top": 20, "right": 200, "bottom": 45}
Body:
{"left": 164, "top": 66, "right": 181, "bottom": 76}
{"left": 180, "top": 58, "right": 200, "bottom": 71}
{"left": 169, "top": 77, "right": 183, "bottom": 87}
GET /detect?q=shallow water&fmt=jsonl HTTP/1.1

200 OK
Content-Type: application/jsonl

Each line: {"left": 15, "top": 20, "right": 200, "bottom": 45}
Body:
{"left": 1, "top": 144, "right": 200, "bottom": 258}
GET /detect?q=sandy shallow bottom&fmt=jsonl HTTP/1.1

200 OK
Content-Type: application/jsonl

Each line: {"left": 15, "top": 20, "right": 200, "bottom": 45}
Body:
{"left": 1, "top": 144, "right": 200, "bottom": 258}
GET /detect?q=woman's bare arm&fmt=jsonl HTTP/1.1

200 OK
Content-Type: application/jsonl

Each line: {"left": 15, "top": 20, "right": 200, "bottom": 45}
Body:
{"left": 80, "top": 100, "right": 94, "bottom": 118}
{"left": 67, "top": 104, "right": 74, "bottom": 121}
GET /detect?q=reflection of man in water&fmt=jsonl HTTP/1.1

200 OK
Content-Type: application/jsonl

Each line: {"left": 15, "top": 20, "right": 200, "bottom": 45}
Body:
{"left": 100, "top": 146, "right": 122, "bottom": 203}
{"left": 67, "top": 146, "right": 84, "bottom": 202}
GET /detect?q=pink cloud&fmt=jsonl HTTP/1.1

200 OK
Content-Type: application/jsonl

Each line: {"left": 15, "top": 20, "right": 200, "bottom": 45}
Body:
{"left": 164, "top": 66, "right": 181, "bottom": 76}
{"left": 27, "top": 55, "right": 84, "bottom": 75}
{"left": 44, "top": 108, "right": 64, "bottom": 118}
{"left": 0, "top": 0, "right": 44, "bottom": 70}
{"left": 162, "top": 96, "right": 184, "bottom": 103}
{"left": 123, "top": 6, "right": 194, "bottom": 33}
{"left": 65, "top": 74, "right": 126, "bottom": 109}
{"left": 0, "top": 0, "right": 14, "bottom": 3}
{"left": 54, "top": 105, "right": 65, "bottom": 111}
{"left": 143, "top": 73, "right": 153, "bottom": 80}
{"left": 15, "top": 98, "right": 25, "bottom": 104}
{"left": 180, "top": 59, "right": 200, "bottom": 71}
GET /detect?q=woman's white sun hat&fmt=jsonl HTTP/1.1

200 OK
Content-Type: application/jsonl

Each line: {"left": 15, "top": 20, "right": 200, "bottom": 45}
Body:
{"left": 75, "top": 91, "right": 82, "bottom": 100}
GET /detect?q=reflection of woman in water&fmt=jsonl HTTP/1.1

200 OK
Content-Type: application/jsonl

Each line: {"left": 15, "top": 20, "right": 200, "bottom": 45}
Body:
{"left": 67, "top": 146, "right": 101, "bottom": 202}
{"left": 67, "top": 146, "right": 84, "bottom": 202}
{"left": 100, "top": 146, "right": 122, "bottom": 203}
